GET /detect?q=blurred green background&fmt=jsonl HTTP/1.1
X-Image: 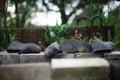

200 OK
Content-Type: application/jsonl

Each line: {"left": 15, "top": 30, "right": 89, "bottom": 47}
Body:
{"left": 0, "top": 0, "right": 120, "bottom": 51}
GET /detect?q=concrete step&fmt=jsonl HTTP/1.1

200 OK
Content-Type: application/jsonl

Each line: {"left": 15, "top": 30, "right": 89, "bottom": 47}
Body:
{"left": 51, "top": 58, "right": 110, "bottom": 80}
{"left": 0, "top": 63, "right": 51, "bottom": 80}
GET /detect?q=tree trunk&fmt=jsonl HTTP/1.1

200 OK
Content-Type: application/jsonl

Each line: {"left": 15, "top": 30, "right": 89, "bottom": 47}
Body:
{"left": 60, "top": 10, "right": 68, "bottom": 24}
{"left": 59, "top": 2, "right": 68, "bottom": 25}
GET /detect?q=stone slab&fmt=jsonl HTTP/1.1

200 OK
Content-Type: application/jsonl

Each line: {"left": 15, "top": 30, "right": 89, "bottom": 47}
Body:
{"left": 52, "top": 76, "right": 109, "bottom": 80}
{"left": 75, "top": 53, "right": 100, "bottom": 58}
{"left": 105, "top": 51, "right": 120, "bottom": 60}
{"left": 53, "top": 52, "right": 75, "bottom": 58}
{"left": 0, "top": 63, "right": 51, "bottom": 80}
{"left": 51, "top": 58, "right": 110, "bottom": 80}
{"left": 20, "top": 52, "right": 49, "bottom": 63}
{"left": 0, "top": 52, "right": 19, "bottom": 64}
{"left": 109, "top": 60, "right": 120, "bottom": 80}
{"left": 0, "top": 60, "right": 2, "bottom": 65}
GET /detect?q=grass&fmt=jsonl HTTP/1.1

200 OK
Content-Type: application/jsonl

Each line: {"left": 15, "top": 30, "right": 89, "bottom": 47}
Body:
{"left": 0, "top": 28, "right": 17, "bottom": 51}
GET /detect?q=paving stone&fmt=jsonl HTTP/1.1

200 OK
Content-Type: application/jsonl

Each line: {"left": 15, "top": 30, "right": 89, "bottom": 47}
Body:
{"left": 0, "top": 63, "right": 51, "bottom": 80}
{"left": 53, "top": 52, "right": 75, "bottom": 58}
{"left": 20, "top": 52, "right": 49, "bottom": 63}
{"left": 61, "top": 53, "right": 75, "bottom": 58}
{"left": 0, "top": 52, "right": 20, "bottom": 64}
{"left": 105, "top": 51, "right": 120, "bottom": 60}
{"left": 109, "top": 60, "right": 120, "bottom": 80}
{"left": 75, "top": 53, "right": 100, "bottom": 58}
{"left": 51, "top": 58, "right": 110, "bottom": 80}
{"left": 20, "top": 52, "right": 75, "bottom": 63}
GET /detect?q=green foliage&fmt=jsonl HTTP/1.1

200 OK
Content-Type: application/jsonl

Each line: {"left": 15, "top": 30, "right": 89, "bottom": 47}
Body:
{"left": 105, "top": 6, "right": 120, "bottom": 50}
{"left": 71, "top": 2, "right": 120, "bottom": 50}
{"left": 0, "top": 28, "right": 17, "bottom": 51}
{"left": 0, "top": 11, "right": 6, "bottom": 27}
{"left": 41, "top": 0, "right": 109, "bottom": 24}
{"left": 5, "top": 0, "right": 38, "bottom": 28}
{"left": 72, "top": 2, "right": 119, "bottom": 27}
{"left": 38, "top": 23, "right": 69, "bottom": 46}
{"left": 103, "top": 8, "right": 119, "bottom": 26}
{"left": 71, "top": 2, "right": 104, "bottom": 27}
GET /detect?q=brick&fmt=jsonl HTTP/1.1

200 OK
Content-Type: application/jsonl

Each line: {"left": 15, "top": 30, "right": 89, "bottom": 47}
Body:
{"left": 0, "top": 52, "right": 20, "bottom": 64}
{"left": 51, "top": 58, "right": 110, "bottom": 80}
{"left": 20, "top": 52, "right": 75, "bottom": 63}
{"left": 53, "top": 52, "right": 75, "bottom": 58}
{"left": 20, "top": 52, "right": 49, "bottom": 63}
{"left": 0, "top": 63, "right": 51, "bottom": 80}
{"left": 76, "top": 53, "right": 100, "bottom": 58}
{"left": 105, "top": 51, "right": 120, "bottom": 60}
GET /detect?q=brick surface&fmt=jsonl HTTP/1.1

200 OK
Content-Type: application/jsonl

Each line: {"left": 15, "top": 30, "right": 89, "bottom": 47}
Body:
{"left": 105, "top": 51, "right": 120, "bottom": 60}
{"left": 75, "top": 53, "right": 100, "bottom": 58}
{"left": 0, "top": 63, "right": 51, "bottom": 80}
{"left": 20, "top": 52, "right": 76, "bottom": 63}
{"left": 52, "top": 58, "right": 110, "bottom": 80}
{"left": 53, "top": 52, "right": 75, "bottom": 58}
{"left": 20, "top": 52, "right": 49, "bottom": 63}
{"left": 0, "top": 52, "right": 20, "bottom": 64}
